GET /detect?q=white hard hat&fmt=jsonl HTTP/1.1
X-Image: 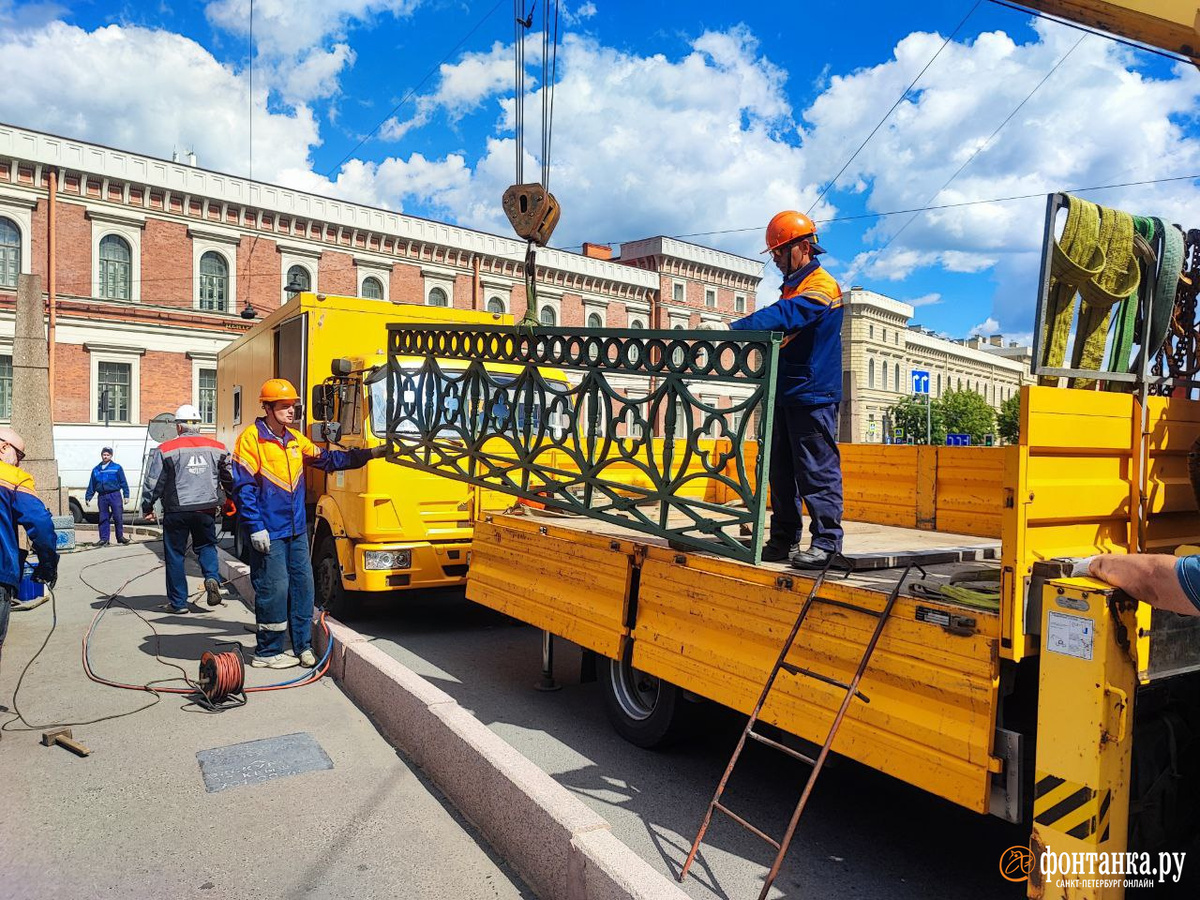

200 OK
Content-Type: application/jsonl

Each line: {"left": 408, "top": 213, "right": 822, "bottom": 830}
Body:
{"left": 174, "top": 404, "right": 202, "bottom": 423}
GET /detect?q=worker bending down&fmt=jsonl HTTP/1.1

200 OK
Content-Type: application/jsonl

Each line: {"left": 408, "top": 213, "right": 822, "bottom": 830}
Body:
{"left": 232, "top": 379, "right": 385, "bottom": 669}
{"left": 730, "top": 211, "right": 845, "bottom": 569}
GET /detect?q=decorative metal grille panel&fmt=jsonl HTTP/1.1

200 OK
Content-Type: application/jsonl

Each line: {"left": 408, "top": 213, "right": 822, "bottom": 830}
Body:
{"left": 384, "top": 324, "right": 780, "bottom": 563}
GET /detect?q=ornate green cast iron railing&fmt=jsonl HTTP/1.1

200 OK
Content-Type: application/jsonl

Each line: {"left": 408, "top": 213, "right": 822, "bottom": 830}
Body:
{"left": 383, "top": 324, "right": 780, "bottom": 563}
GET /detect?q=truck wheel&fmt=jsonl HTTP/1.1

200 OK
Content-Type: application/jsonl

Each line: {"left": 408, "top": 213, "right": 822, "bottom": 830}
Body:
{"left": 602, "top": 649, "right": 688, "bottom": 749}
{"left": 314, "top": 534, "right": 356, "bottom": 618}
{"left": 69, "top": 499, "right": 84, "bottom": 525}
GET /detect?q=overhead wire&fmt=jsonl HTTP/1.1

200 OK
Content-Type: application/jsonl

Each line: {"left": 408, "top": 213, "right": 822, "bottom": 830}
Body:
{"left": 324, "top": 0, "right": 508, "bottom": 178}
{"left": 805, "top": 0, "right": 983, "bottom": 217}
{"left": 849, "top": 30, "right": 1088, "bottom": 277}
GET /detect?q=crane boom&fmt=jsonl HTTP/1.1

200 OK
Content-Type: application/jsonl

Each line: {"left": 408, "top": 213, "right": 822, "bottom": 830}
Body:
{"left": 1015, "top": 0, "right": 1200, "bottom": 61}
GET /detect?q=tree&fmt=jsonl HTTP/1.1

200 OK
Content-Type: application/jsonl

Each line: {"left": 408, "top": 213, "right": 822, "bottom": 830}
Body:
{"left": 940, "top": 388, "right": 996, "bottom": 445}
{"left": 887, "top": 394, "right": 945, "bottom": 445}
{"left": 997, "top": 393, "right": 1020, "bottom": 445}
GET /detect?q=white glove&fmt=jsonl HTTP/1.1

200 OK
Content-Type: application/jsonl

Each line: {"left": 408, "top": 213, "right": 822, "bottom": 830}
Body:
{"left": 250, "top": 530, "right": 271, "bottom": 554}
{"left": 1070, "top": 556, "right": 1096, "bottom": 577}
{"left": 695, "top": 321, "right": 723, "bottom": 331}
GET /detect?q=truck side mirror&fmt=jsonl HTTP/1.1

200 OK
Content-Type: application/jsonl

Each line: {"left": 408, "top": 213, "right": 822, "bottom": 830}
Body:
{"left": 310, "top": 421, "right": 343, "bottom": 443}
{"left": 331, "top": 358, "right": 353, "bottom": 377}
{"left": 311, "top": 384, "right": 335, "bottom": 421}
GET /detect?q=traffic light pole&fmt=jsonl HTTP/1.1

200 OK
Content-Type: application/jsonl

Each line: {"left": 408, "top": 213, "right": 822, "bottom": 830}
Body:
{"left": 926, "top": 390, "right": 931, "bottom": 445}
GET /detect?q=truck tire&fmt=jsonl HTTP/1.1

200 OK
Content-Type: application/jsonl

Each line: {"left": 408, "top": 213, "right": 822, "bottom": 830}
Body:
{"left": 314, "top": 534, "right": 356, "bottom": 618}
{"left": 69, "top": 498, "right": 85, "bottom": 525}
{"left": 601, "top": 649, "right": 689, "bottom": 749}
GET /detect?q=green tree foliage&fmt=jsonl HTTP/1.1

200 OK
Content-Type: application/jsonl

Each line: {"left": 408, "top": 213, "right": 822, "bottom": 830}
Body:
{"left": 997, "top": 393, "right": 1021, "bottom": 445}
{"left": 887, "top": 394, "right": 946, "bottom": 444}
{"left": 940, "top": 388, "right": 996, "bottom": 445}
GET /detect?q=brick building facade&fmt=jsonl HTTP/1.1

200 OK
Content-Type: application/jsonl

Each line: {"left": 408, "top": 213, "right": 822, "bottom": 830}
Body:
{"left": 0, "top": 124, "right": 761, "bottom": 454}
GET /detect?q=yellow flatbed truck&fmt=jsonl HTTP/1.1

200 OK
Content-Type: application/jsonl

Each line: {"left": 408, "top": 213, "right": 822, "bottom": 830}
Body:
{"left": 217, "top": 293, "right": 564, "bottom": 613}
{"left": 458, "top": 385, "right": 1200, "bottom": 897}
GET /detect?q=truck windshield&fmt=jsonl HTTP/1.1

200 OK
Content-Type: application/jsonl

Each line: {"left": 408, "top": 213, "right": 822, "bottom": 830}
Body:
{"left": 369, "top": 366, "right": 571, "bottom": 441}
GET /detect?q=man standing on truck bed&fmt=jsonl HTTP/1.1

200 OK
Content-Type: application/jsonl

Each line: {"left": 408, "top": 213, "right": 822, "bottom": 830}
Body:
{"left": 85, "top": 446, "right": 130, "bottom": 546}
{"left": 729, "top": 210, "right": 844, "bottom": 569}
{"left": 231, "top": 378, "right": 385, "bottom": 669}
{"left": 142, "top": 405, "right": 227, "bottom": 613}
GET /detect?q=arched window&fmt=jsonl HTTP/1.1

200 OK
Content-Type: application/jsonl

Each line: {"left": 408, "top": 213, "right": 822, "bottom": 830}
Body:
{"left": 286, "top": 265, "right": 311, "bottom": 293}
{"left": 487, "top": 296, "right": 505, "bottom": 314}
{"left": 937, "top": 373, "right": 942, "bottom": 396}
{"left": 428, "top": 286, "right": 448, "bottom": 307}
{"left": 957, "top": 377, "right": 963, "bottom": 391}
{"left": 198, "top": 251, "right": 229, "bottom": 312}
{"left": 894, "top": 364, "right": 901, "bottom": 392}
{"left": 539, "top": 306, "right": 556, "bottom": 326}
{"left": 0, "top": 217, "right": 19, "bottom": 288}
{"left": 99, "top": 234, "right": 132, "bottom": 300}
{"left": 361, "top": 276, "right": 384, "bottom": 300}
{"left": 868, "top": 358, "right": 875, "bottom": 389}
{"left": 630, "top": 318, "right": 645, "bottom": 329}
{"left": 587, "top": 312, "right": 602, "bottom": 328}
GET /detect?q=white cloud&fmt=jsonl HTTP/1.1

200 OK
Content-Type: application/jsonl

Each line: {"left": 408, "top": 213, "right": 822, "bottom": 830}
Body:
{"left": 204, "top": 0, "right": 420, "bottom": 104}
{"left": 970, "top": 317, "right": 1001, "bottom": 336}
{"left": 801, "top": 20, "right": 1200, "bottom": 332}
{"left": 204, "top": 0, "right": 419, "bottom": 59}
{"left": 907, "top": 292, "right": 942, "bottom": 308}
{"left": 0, "top": 21, "right": 319, "bottom": 183}
{"left": 563, "top": 2, "right": 597, "bottom": 26}
{"left": 352, "top": 27, "right": 819, "bottom": 253}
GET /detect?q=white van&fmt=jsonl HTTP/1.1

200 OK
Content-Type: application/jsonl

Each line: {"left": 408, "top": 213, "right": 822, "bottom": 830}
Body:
{"left": 55, "top": 423, "right": 161, "bottom": 523}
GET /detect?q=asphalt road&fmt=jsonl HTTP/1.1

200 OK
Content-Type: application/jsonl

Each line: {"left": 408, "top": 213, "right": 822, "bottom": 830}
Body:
{"left": 343, "top": 589, "right": 1031, "bottom": 900}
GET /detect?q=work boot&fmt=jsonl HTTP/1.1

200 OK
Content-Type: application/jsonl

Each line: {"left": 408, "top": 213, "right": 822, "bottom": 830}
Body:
{"left": 159, "top": 602, "right": 189, "bottom": 614}
{"left": 118, "top": 537, "right": 132, "bottom": 545}
{"left": 298, "top": 649, "right": 317, "bottom": 668}
{"left": 251, "top": 654, "right": 300, "bottom": 670}
{"left": 761, "top": 540, "right": 799, "bottom": 563}
{"left": 204, "top": 578, "right": 222, "bottom": 607}
{"left": 790, "top": 546, "right": 836, "bottom": 570}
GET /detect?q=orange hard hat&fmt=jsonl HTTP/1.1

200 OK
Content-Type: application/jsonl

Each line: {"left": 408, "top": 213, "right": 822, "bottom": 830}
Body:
{"left": 260, "top": 378, "right": 299, "bottom": 404}
{"left": 763, "top": 210, "right": 825, "bottom": 255}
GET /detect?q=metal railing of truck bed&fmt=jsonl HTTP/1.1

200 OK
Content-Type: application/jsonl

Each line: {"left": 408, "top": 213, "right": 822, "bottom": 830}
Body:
{"left": 384, "top": 324, "right": 781, "bottom": 564}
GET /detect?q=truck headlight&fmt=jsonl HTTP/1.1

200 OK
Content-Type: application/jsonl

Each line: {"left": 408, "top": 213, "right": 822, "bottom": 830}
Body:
{"left": 363, "top": 549, "right": 412, "bottom": 570}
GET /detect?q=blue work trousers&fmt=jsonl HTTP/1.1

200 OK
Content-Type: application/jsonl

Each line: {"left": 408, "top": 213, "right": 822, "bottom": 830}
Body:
{"left": 0, "top": 584, "right": 11, "bottom": 659}
{"left": 768, "top": 402, "right": 844, "bottom": 553}
{"left": 250, "top": 534, "right": 315, "bottom": 659}
{"left": 98, "top": 490, "right": 125, "bottom": 542}
{"left": 163, "top": 510, "right": 220, "bottom": 610}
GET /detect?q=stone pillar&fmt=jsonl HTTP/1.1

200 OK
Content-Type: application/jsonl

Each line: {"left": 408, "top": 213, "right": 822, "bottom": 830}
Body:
{"left": 11, "top": 274, "right": 64, "bottom": 514}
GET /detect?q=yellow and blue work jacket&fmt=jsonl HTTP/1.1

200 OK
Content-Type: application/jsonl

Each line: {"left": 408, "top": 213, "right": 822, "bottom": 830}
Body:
{"left": 730, "top": 259, "right": 843, "bottom": 405}
{"left": 0, "top": 460, "right": 59, "bottom": 590}
{"left": 232, "top": 418, "right": 373, "bottom": 540}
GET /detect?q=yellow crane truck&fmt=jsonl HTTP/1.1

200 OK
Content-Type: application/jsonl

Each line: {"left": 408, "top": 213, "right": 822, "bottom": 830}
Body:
{"left": 379, "top": 189, "right": 1200, "bottom": 899}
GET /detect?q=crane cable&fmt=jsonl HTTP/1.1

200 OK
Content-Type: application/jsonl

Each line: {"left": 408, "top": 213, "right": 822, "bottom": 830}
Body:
{"left": 513, "top": 0, "right": 562, "bottom": 328}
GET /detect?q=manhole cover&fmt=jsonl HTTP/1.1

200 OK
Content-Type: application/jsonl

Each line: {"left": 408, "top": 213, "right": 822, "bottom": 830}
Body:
{"left": 196, "top": 732, "right": 333, "bottom": 793}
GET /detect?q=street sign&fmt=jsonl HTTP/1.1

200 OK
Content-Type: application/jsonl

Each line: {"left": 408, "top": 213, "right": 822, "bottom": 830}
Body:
{"left": 946, "top": 433, "right": 971, "bottom": 446}
{"left": 895, "top": 427, "right": 905, "bottom": 441}
{"left": 911, "top": 369, "right": 930, "bottom": 395}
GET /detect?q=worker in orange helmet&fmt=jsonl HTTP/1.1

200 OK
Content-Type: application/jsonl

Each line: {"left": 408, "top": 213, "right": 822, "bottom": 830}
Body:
{"left": 231, "top": 378, "right": 385, "bottom": 669}
{"left": 730, "top": 211, "right": 845, "bottom": 569}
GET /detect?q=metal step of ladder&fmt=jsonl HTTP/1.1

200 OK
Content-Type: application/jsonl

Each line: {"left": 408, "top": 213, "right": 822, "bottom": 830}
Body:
{"left": 678, "top": 558, "right": 913, "bottom": 900}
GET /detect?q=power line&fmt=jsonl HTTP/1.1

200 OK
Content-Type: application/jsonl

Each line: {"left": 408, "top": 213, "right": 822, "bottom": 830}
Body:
{"left": 805, "top": 0, "right": 982, "bottom": 217}
{"left": 563, "top": 172, "right": 1200, "bottom": 249}
{"left": 324, "top": 0, "right": 507, "bottom": 178}
{"left": 849, "top": 31, "right": 1087, "bottom": 276}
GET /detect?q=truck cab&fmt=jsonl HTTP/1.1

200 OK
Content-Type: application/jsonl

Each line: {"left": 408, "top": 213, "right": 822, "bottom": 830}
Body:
{"left": 217, "top": 292, "right": 534, "bottom": 612}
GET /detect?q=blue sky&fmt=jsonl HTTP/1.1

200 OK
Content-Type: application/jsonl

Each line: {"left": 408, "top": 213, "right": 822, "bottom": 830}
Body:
{"left": 2, "top": 0, "right": 1198, "bottom": 341}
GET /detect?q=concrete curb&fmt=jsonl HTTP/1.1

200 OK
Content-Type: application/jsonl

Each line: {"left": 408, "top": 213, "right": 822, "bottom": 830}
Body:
{"left": 218, "top": 551, "right": 690, "bottom": 900}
